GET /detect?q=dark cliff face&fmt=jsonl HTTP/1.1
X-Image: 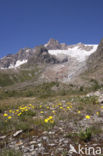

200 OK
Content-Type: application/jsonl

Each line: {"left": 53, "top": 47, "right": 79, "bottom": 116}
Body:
{"left": 87, "top": 39, "right": 103, "bottom": 70}
{"left": 27, "top": 45, "right": 60, "bottom": 65}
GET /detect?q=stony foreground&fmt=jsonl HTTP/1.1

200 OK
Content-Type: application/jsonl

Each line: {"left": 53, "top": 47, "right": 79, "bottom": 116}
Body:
{"left": 0, "top": 90, "right": 103, "bottom": 156}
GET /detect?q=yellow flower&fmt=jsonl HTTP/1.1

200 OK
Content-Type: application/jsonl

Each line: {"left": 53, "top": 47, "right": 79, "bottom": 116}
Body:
{"left": 52, "top": 110, "right": 55, "bottom": 113}
{"left": 50, "top": 119, "right": 54, "bottom": 124}
{"left": 9, "top": 110, "right": 12, "bottom": 113}
{"left": 67, "top": 106, "right": 70, "bottom": 109}
{"left": 101, "top": 106, "right": 103, "bottom": 109}
{"left": 96, "top": 112, "right": 99, "bottom": 115}
{"left": 4, "top": 113, "right": 8, "bottom": 117}
{"left": 46, "top": 106, "right": 49, "bottom": 109}
{"left": 40, "top": 111, "right": 44, "bottom": 114}
{"left": 77, "top": 110, "right": 81, "bottom": 114}
{"left": 44, "top": 119, "right": 49, "bottom": 123}
{"left": 60, "top": 107, "right": 63, "bottom": 109}
{"left": 85, "top": 115, "right": 90, "bottom": 119}
{"left": 58, "top": 103, "right": 62, "bottom": 106}
{"left": 48, "top": 116, "right": 53, "bottom": 120}
{"left": 17, "top": 112, "right": 22, "bottom": 116}
{"left": 8, "top": 116, "right": 12, "bottom": 119}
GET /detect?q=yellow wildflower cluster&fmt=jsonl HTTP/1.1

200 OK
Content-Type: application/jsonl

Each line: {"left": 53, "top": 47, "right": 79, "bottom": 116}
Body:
{"left": 3, "top": 104, "right": 35, "bottom": 119}
{"left": 57, "top": 101, "right": 73, "bottom": 111}
{"left": 3, "top": 113, "right": 12, "bottom": 119}
{"left": 3, "top": 99, "right": 101, "bottom": 124}
{"left": 44, "top": 116, "right": 54, "bottom": 124}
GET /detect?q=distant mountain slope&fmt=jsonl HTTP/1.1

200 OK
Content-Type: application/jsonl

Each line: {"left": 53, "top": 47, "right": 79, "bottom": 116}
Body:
{"left": 0, "top": 41, "right": 69, "bottom": 69}
{"left": 0, "top": 38, "right": 99, "bottom": 88}
{"left": 0, "top": 48, "right": 32, "bottom": 69}
{"left": 0, "top": 38, "right": 97, "bottom": 70}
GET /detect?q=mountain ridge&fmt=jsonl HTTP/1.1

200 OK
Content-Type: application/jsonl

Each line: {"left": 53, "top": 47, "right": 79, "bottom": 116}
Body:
{"left": 0, "top": 38, "right": 98, "bottom": 70}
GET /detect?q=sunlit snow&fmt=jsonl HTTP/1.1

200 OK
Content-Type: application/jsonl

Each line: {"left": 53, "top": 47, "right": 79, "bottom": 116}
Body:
{"left": 25, "top": 49, "right": 30, "bottom": 53}
{"left": 48, "top": 44, "right": 98, "bottom": 62}
{"left": 8, "top": 60, "right": 27, "bottom": 69}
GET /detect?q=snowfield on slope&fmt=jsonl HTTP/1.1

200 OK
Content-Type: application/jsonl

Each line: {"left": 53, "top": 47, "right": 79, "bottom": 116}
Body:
{"left": 48, "top": 44, "right": 98, "bottom": 62}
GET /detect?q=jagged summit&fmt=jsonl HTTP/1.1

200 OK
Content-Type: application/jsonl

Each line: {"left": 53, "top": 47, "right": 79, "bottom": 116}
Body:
{"left": 44, "top": 38, "right": 68, "bottom": 50}
{"left": 44, "top": 38, "right": 61, "bottom": 50}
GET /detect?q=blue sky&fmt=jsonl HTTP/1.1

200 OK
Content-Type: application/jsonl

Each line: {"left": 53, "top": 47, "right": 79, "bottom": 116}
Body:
{"left": 0, "top": 0, "right": 103, "bottom": 58}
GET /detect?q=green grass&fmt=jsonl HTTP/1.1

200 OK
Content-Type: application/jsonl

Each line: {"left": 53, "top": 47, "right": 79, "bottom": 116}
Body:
{"left": 19, "top": 110, "right": 36, "bottom": 121}
{"left": 0, "top": 81, "right": 91, "bottom": 100}
{"left": 1, "top": 149, "right": 22, "bottom": 156}
{"left": 78, "top": 128, "right": 92, "bottom": 142}
{"left": 0, "top": 66, "right": 41, "bottom": 87}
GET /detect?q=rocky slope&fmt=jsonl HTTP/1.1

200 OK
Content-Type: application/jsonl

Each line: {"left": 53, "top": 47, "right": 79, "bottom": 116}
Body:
{"left": 0, "top": 48, "right": 32, "bottom": 69}
{"left": 0, "top": 47, "right": 58, "bottom": 69}
{"left": 87, "top": 39, "right": 103, "bottom": 69}
{"left": 84, "top": 39, "right": 103, "bottom": 83}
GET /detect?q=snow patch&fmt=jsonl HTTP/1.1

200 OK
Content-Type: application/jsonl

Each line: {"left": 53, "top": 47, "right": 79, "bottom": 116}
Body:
{"left": 44, "top": 43, "right": 48, "bottom": 47}
{"left": 15, "top": 60, "right": 27, "bottom": 67}
{"left": 8, "top": 60, "right": 28, "bottom": 69}
{"left": 0, "top": 67, "right": 6, "bottom": 70}
{"left": 9, "top": 64, "right": 15, "bottom": 69}
{"left": 25, "top": 49, "right": 30, "bottom": 53}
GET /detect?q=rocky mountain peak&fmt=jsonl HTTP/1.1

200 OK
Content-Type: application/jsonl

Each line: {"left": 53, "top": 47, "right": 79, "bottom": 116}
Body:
{"left": 45, "top": 38, "right": 68, "bottom": 50}
{"left": 48, "top": 38, "right": 59, "bottom": 44}
{"left": 45, "top": 38, "right": 61, "bottom": 50}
